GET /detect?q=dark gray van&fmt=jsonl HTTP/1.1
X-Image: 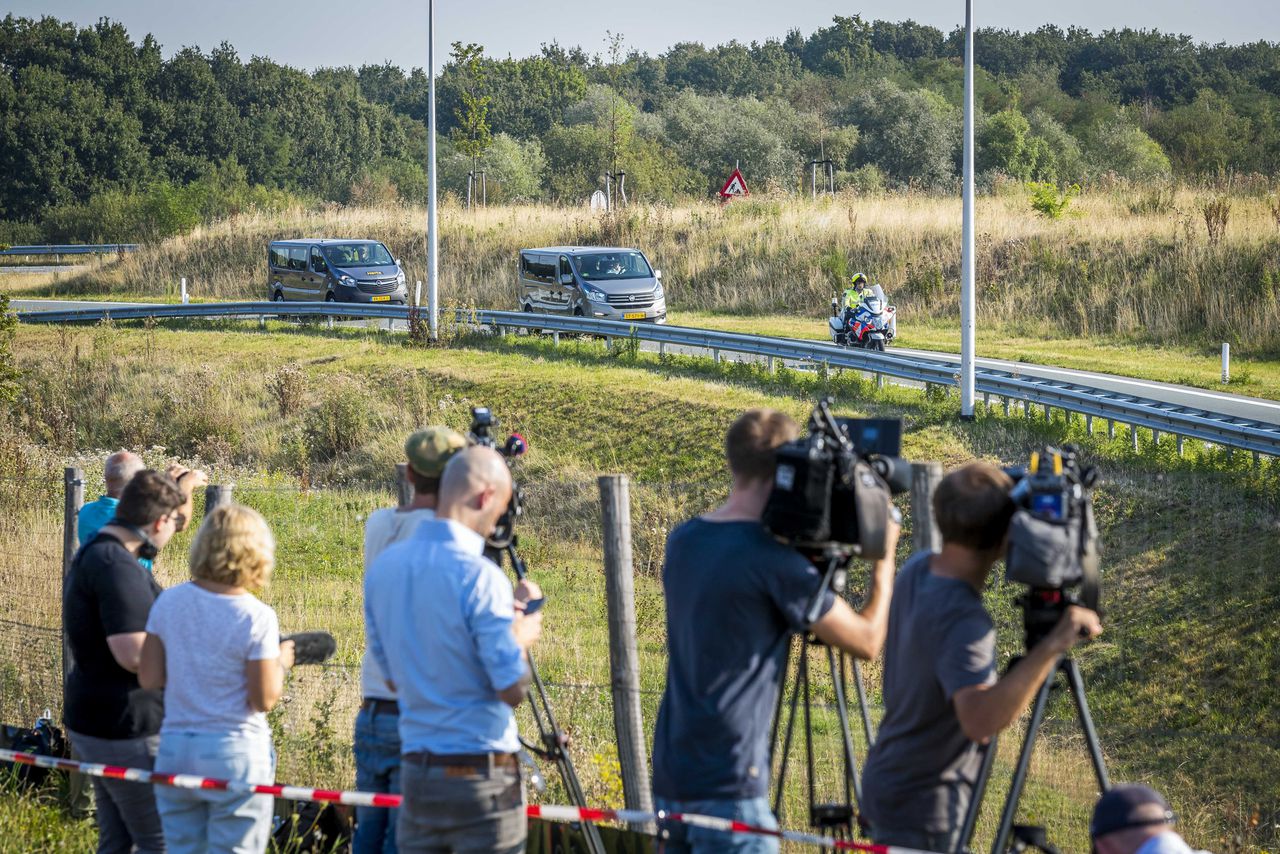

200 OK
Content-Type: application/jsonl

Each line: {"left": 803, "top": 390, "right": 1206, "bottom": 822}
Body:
{"left": 268, "top": 239, "right": 408, "bottom": 304}
{"left": 518, "top": 246, "right": 667, "bottom": 323}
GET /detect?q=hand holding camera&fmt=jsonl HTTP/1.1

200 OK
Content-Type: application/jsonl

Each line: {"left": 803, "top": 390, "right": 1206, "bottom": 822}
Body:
{"left": 1048, "top": 605, "right": 1103, "bottom": 653}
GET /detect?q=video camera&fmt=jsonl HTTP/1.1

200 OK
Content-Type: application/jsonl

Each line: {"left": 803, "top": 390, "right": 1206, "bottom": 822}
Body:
{"left": 1004, "top": 444, "right": 1102, "bottom": 647}
{"left": 763, "top": 398, "right": 910, "bottom": 561}
{"left": 468, "top": 407, "right": 527, "bottom": 550}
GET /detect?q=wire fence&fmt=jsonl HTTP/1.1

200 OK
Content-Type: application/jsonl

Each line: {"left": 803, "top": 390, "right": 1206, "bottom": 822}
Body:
{"left": 1, "top": 466, "right": 1277, "bottom": 851}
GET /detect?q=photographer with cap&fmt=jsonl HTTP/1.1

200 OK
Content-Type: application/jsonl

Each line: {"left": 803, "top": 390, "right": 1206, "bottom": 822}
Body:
{"left": 651, "top": 408, "right": 900, "bottom": 854}
{"left": 1091, "top": 785, "right": 1208, "bottom": 854}
{"left": 364, "top": 446, "right": 543, "bottom": 853}
{"left": 860, "top": 462, "right": 1102, "bottom": 853}
{"left": 354, "top": 426, "right": 467, "bottom": 854}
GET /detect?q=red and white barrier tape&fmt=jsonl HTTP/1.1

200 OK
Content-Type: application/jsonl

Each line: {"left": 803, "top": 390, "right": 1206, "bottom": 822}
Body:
{"left": 1, "top": 749, "right": 924, "bottom": 853}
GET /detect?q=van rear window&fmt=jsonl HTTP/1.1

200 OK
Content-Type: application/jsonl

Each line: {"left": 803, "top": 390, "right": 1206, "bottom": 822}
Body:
{"left": 269, "top": 246, "right": 288, "bottom": 269}
{"left": 522, "top": 254, "right": 557, "bottom": 283}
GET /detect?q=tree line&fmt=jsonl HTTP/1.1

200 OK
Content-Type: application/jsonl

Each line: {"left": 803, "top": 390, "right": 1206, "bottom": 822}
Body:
{"left": 2, "top": 14, "right": 1279, "bottom": 241}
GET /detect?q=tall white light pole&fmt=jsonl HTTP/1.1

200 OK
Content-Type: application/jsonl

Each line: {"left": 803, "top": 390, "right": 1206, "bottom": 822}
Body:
{"left": 427, "top": 0, "right": 439, "bottom": 339}
{"left": 960, "top": 0, "right": 976, "bottom": 418}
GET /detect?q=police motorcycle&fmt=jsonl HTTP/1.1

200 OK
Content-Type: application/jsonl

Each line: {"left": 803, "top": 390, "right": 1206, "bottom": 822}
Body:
{"left": 829, "top": 284, "right": 897, "bottom": 351}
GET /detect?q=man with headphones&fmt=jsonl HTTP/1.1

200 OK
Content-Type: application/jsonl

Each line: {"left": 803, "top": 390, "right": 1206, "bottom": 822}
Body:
{"left": 63, "top": 466, "right": 205, "bottom": 854}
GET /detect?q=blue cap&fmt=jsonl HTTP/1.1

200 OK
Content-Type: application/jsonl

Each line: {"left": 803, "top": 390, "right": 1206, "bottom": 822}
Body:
{"left": 1090, "top": 785, "right": 1176, "bottom": 839}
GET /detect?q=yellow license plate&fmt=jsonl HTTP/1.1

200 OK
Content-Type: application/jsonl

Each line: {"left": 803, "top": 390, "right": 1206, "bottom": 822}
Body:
{"left": 371, "top": 295, "right": 391, "bottom": 302}
{"left": 623, "top": 311, "right": 645, "bottom": 320}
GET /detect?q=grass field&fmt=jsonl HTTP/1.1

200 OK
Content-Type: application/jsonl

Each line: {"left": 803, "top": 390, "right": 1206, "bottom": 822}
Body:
{"left": 2, "top": 320, "right": 1277, "bottom": 851}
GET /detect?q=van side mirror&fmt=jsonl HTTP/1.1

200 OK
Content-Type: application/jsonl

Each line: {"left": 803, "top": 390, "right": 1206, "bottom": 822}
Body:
{"left": 395, "top": 258, "right": 401, "bottom": 267}
{"left": 560, "top": 273, "right": 575, "bottom": 286}
{"left": 654, "top": 269, "right": 663, "bottom": 279}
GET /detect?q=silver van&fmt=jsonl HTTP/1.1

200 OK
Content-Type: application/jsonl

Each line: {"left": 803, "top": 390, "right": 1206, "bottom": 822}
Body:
{"left": 518, "top": 246, "right": 667, "bottom": 323}
{"left": 268, "top": 239, "right": 408, "bottom": 304}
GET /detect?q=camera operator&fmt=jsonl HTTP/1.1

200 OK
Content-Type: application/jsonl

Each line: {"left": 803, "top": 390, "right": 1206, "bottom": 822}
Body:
{"left": 860, "top": 462, "right": 1102, "bottom": 853}
{"left": 652, "top": 408, "right": 900, "bottom": 854}
{"left": 355, "top": 426, "right": 467, "bottom": 854}
{"left": 364, "top": 446, "right": 542, "bottom": 854}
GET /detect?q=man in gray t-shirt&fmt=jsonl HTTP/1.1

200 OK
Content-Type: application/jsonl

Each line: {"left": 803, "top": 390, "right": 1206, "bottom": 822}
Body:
{"left": 860, "top": 550, "right": 996, "bottom": 842}
{"left": 861, "top": 462, "right": 1102, "bottom": 853}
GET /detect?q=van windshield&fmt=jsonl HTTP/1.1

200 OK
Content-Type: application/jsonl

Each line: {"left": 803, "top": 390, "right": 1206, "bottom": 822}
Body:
{"left": 322, "top": 243, "right": 394, "bottom": 267}
{"left": 573, "top": 251, "right": 652, "bottom": 281}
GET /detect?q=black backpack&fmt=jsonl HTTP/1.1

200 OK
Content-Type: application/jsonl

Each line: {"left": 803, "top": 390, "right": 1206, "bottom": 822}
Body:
{"left": 1, "top": 713, "right": 69, "bottom": 789}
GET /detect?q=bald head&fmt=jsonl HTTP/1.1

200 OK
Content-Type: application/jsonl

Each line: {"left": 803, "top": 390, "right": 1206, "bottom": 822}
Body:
{"left": 104, "top": 451, "right": 144, "bottom": 498}
{"left": 438, "top": 447, "right": 514, "bottom": 537}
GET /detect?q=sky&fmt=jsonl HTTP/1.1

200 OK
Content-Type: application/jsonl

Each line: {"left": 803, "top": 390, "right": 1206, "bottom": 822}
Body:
{"left": 6, "top": 0, "right": 1279, "bottom": 71}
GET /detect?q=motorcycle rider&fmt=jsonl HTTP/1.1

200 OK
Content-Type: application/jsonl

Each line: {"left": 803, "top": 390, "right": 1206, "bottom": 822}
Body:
{"left": 842, "top": 272, "right": 874, "bottom": 313}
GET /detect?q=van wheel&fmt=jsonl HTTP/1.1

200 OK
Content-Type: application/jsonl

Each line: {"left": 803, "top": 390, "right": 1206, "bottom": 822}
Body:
{"left": 324, "top": 292, "right": 336, "bottom": 302}
{"left": 272, "top": 290, "right": 285, "bottom": 302}
{"left": 522, "top": 304, "right": 541, "bottom": 336}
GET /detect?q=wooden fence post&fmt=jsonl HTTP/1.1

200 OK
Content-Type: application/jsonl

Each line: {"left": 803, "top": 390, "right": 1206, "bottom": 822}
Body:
{"left": 598, "top": 475, "right": 654, "bottom": 831}
{"left": 395, "top": 463, "right": 413, "bottom": 508}
{"left": 62, "top": 467, "right": 84, "bottom": 692}
{"left": 910, "top": 462, "right": 943, "bottom": 554}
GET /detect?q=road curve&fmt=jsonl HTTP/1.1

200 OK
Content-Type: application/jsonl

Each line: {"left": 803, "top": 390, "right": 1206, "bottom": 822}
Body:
{"left": 13, "top": 298, "right": 1280, "bottom": 428}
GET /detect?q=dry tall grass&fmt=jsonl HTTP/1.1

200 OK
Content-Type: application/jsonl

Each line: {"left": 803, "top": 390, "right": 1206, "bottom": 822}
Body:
{"left": 47, "top": 189, "right": 1280, "bottom": 351}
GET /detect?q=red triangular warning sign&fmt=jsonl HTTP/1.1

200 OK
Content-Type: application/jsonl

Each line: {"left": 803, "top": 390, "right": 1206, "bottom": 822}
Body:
{"left": 718, "top": 168, "right": 749, "bottom": 198}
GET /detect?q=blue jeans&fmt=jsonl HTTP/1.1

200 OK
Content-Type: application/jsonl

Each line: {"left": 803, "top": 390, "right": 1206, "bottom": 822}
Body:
{"left": 153, "top": 731, "right": 275, "bottom": 854}
{"left": 353, "top": 704, "right": 401, "bottom": 854}
{"left": 654, "top": 796, "right": 779, "bottom": 854}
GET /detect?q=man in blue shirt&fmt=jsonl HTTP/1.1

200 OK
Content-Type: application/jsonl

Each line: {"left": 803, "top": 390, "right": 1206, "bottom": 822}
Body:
{"left": 79, "top": 451, "right": 145, "bottom": 550}
{"left": 365, "top": 446, "right": 543, "bottom": 854}
{"left": 652, "top": 408, "right": 901, "bottom": 853}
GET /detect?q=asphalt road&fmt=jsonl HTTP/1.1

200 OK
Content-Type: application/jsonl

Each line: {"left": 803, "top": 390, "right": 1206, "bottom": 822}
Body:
{"left": 14, "top": 299, "right": 1280, "bottom": 427}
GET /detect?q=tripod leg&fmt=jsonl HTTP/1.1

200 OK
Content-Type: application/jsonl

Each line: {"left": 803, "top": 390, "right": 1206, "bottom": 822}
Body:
{"left": 852, "top": 658, "right": 875, "bottom": 748}
{"left": 526, "top": 652, "right": 607, "bottom": 854}
{"left": 773, "top": 649, "right": 803, "bottom": 822}
{"left": 955, "top": 736, "right": 997, "bottom": 854}
{"left": 802, "top": 649, "right": 817, "bottom": 819}
{"left": 829, "top": 649, "right": 862, "bottom": 815}
{"left": 770, "top": 637, "right": 794, "bottom": 762}
{"left": 1062, "top": 658, "right": 1110, "bottom": 792}
{"left": 991, "top": 661, "right": 1059, "bottom": 854}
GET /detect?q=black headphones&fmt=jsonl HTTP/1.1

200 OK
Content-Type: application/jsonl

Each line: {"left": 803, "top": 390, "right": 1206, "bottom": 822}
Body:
{"left": 107, "top": 519, "right": 160, "bottom": 561}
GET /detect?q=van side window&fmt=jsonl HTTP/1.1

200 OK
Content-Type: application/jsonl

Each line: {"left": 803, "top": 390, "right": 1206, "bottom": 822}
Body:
{"left": 521, "top": 254, "right": 532, "bottom": 277}
{"left": 311, "top": 248, "right": 328, "bottom": 273}
{"left": 269, "top": 246, "right": 287, "bottom": 269}
{"left": 559, "top": 257, "right": 571, "bottom": 281}
{"left": 288, "top": 247, "right": 308, "bottom": 272}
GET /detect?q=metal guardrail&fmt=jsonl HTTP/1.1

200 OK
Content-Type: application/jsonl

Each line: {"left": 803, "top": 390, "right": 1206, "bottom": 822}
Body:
{"left": 16, "top": 300, "right": 1280, "bottom": 457}
{"left": 1, "top": 244, "right": 138, "bottom": 256}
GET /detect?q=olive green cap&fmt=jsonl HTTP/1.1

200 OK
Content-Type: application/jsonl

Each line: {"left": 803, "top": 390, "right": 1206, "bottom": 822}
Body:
{"left": 404, "top": 427, "right": 467, "bottom": 477}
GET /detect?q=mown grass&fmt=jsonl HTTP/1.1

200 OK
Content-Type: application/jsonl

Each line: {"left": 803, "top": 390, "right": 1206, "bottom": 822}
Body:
{"left": 2, "top": 320, "right": 1277, "bottom": 851}
{"left": 7, "top": 190, "right": 1280, "bottom": 351}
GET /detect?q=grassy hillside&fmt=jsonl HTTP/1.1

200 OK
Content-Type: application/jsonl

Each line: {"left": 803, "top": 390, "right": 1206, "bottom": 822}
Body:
{"left": 2, "top": 320, "right": 1277, "bottom": 851}
{"left": 8, "top": 191, "right": 1280, "bottom": 354}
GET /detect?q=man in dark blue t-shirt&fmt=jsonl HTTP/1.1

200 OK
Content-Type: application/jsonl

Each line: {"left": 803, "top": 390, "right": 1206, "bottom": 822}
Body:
{"left": 652, "top": 408, "right": 900, "bottom": 853}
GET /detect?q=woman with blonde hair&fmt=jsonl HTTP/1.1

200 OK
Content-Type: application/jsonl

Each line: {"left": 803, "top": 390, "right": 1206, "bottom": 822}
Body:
{"left": 139, "top": 503, "right": 295, "bottom": 853}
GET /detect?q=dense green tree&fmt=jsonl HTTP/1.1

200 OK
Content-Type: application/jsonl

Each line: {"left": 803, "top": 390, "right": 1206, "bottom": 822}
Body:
{"left": 844, "top": 78, "right": 959, "bottom": 187}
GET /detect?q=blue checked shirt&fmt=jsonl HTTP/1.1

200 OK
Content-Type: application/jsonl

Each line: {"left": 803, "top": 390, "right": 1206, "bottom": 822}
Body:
{"left": 364, "top": 518, "right": 526, "bottom": 754}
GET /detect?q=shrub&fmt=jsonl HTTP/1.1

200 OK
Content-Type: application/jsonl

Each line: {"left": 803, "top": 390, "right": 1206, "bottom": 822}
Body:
{"left": 304, "top": 374, "right": 370, "bottom": 460}
{"left": 1202, "top": 198, "right": 1231, "bottom": 246}
{"left": 1027, "top": 182, "right": 1081, "bottom": 219}
{"left": 266, "top": 363, "right": 308, "bottom": 417}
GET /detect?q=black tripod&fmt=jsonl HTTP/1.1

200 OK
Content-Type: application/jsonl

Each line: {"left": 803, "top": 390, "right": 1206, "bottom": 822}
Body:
{"left": 494, "top": 539, "right": 607, "bottom": 854}
{"left": 955, "top": 652, "right": 1110, "bottom": 854}
{"left": 770, "top": 550, "right": 877, "bottom": 843}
